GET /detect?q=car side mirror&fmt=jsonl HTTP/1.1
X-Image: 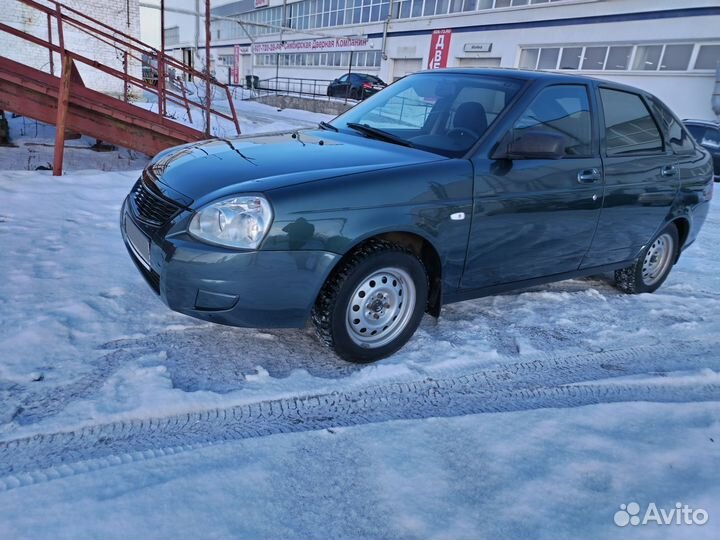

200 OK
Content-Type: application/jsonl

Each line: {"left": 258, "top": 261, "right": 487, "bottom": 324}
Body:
{"left": 493, "top": 130, "right": 566, "bottom": 160}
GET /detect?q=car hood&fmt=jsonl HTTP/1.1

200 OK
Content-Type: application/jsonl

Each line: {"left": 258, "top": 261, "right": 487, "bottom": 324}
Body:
{"left": 149, "top": 130, "right": 445, "bottom": 204}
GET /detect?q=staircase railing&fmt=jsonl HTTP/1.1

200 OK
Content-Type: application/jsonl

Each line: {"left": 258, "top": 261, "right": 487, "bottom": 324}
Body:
{"left": 0, "top": 0, "right": 241, "bottom": 174}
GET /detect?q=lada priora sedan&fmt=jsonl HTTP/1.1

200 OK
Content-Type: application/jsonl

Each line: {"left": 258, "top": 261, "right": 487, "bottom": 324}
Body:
{"left": 121, "top": 69, "right": 714, "bottom": 363}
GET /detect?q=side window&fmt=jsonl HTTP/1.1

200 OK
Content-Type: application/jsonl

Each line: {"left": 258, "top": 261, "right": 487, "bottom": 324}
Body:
{"left": 600, "top": 89, "right": 664, "bottom": 156}
{"left": 512, "top": 85, "right": 593, "bottom": 157}
{"left": 649, "top": 97, "right": 695, "bottom": 154}
{"left": 450, "top": 86, "right": 510, "bottom": 132}
{"left": 338, "top": 74, "right": 349, "bottom": 82}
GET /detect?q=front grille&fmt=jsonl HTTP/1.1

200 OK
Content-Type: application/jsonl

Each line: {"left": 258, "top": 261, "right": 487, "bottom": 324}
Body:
{"left": 131, "top": 177, "right": 181, "bottom": 226}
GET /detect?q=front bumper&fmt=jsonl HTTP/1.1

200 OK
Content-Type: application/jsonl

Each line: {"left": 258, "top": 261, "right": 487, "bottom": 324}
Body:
{"left": 120, "top": 197, "right": 340, "bottom": 328}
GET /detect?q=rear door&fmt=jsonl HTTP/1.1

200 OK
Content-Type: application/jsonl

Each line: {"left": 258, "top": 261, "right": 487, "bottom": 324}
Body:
{"left": 581, "top": 87, "right": 679, "bottom": 268}
{"left": 462, "top": 83, "right": 603, "bottom": 288}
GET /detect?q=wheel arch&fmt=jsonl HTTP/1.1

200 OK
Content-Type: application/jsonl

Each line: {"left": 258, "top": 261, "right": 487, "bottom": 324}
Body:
{"left": 664, "top": 215, "right": 690, "bottom": 263}
{"left": 320, "top": 230, "right": 444, "bottom": 317}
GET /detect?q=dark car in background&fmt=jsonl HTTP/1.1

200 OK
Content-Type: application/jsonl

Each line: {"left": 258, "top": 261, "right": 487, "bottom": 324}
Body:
{"left": 327, "top": 73, "right": 387, "bottom": 100}
{"left": 121, "top": 69, "right": 713, "bottom": 363}
{"left": 684, "top": 119, "right": 720, "bottom": 181}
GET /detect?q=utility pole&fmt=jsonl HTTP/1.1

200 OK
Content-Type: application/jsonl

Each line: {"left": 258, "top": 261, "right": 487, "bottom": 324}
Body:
{"left": 195, "top": 0, "right": 201, "bottom": 72}
{"left": 159, "top": 0, "right": 165, "bottom": 116}
{"left": 205, "top": 0, "right": 212, "bottom": 136}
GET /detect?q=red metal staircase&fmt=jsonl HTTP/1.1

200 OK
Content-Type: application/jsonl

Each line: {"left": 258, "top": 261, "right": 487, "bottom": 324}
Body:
{"left": 0, "top": 0, "right": 241, "bottom": 175}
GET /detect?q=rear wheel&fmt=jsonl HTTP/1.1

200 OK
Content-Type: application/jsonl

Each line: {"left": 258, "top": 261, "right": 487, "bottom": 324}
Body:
{"left": 312, "top": 240, "right": 428, "bottom": 363}
{"left": 614, "top": 223, "right": 679, "bottom": 294}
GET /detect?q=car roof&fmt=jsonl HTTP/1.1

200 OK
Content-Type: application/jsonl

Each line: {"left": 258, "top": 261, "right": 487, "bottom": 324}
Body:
{"left": 421, "top": 68, "right": 650, "bottom": 93}
{"left": 683, "top": 118, "right": 720, "bottom": 128}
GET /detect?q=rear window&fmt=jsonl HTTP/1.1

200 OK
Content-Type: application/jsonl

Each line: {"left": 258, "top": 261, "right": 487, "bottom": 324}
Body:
{"left": 600, "top": 88, "right": 664, "bottom": 156}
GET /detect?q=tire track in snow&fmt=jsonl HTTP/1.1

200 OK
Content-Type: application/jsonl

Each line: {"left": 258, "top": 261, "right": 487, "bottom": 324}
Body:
{"left": 1, "top": 341, "right": 719, "bottom": 489}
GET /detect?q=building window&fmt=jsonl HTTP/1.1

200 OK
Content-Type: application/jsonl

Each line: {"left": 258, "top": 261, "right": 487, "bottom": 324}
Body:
{"left": 659, "top": 44, "right": 693, "bottom": 71}
{"left": 519, "top": 48, "right": 539, "bottom": 69}
{"left": 694, "top": 45, "right": 720, "bottom": 70}
{"left": 581, "top": 46, "right": 607, "bottom": 70}
{"left": 559, "top": 47, "right": 582, "bottom": 70}
{"left": 604, "top": 46, "right": 632, "bottom": 70}
{"left": 212, "top": 0, "right": 579, "bottom": 39}
{"left": 254, "top": 50, "right": 381, "bottom": 68}
{"left": 520, "top": 43, "right": 719, "bottom": 72}
{"left": 632, "top": 45, "right": 663, "bottom": 70}
{"left": 537, "top": 47, "right": 559, "bottom": 69}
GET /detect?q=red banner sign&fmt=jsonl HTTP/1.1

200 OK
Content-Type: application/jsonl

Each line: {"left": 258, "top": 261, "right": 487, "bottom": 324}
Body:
{"left": 427, "top": 29, "right": 452, "bottom": 70}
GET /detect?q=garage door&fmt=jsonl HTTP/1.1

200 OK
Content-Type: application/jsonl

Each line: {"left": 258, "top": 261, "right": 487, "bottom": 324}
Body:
{"left": 456, "top": 57, "right": 502, "bottom": 68}
{"left": 392, "top": 58, "right": 423, "bottom": 81}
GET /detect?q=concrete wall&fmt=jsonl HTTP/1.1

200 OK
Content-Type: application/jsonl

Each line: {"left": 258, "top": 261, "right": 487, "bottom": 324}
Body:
{"left": 254, "top": 94, "right": 354, "bottom": 115}
{"left": 1, "top": 0, "right": 142, "bottom": 97}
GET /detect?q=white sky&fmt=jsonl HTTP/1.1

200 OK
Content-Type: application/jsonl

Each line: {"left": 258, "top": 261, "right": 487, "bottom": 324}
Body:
{"left": 140, "top": 0, "right": 238, "bottom": 48}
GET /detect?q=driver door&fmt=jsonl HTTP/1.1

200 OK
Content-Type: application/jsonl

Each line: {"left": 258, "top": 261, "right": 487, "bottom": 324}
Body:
{"left": 333, "top": 74, "right": 350, "bottom": 97}
{"left": 462, "top": 84, "right": 603, "bottom": 289}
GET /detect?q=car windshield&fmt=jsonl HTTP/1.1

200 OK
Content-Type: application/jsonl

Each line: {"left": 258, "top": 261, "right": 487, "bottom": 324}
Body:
{"left": 331, "top": 72, "right": 523, "bottom": 157}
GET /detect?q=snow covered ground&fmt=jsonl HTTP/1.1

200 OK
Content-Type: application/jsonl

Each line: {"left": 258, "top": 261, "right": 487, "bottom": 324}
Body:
{"left": 0, "top": 101, "right": 719, "bottom": 540}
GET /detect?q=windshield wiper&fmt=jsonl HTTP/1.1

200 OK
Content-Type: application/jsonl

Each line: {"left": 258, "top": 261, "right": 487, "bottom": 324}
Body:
{"left": 345, "top": 122, "right": 414, "bottom": 148}
{"left": 318, "top": 121, "right": 338, "bottom": 132}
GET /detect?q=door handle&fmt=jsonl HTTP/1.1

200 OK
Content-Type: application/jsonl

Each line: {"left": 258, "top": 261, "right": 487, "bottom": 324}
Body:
{"left": 577, "top": 168, "right": 601, "bottom": 184}
{"left": 661, "top": 165, "right": 677, "bottom": 177}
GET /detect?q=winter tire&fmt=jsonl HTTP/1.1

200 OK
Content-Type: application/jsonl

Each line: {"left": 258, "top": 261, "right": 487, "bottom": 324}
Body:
{"left": 614, "top": 223, "right": 679, "bottom": 294}
{"left": 312, "top": 240, "right": 428, "bottom": 363}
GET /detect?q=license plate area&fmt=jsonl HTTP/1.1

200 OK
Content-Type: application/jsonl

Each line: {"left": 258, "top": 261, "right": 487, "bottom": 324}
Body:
{"left": 124, "top": 214, "right": 151, "bottom": 269}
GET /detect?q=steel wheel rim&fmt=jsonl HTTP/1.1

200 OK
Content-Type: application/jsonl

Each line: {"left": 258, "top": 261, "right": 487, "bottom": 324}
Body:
{"left": 642, "top": 233, "right": 674, "bottom": 286}
{"left": 345, "top": 267, "right": 416, "bottom": 348}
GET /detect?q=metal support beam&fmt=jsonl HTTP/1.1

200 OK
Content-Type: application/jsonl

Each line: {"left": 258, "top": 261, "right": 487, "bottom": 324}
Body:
{"left": 52, "top": 3, "right": 68, "bottom": 176}
{"left": 204, "top": 0, "right": 211, "bottom": 137}
{"left": 53, "top": 56, "right": 72, "bottom": 176}
{"left": 159, "top": 0, "right": 166, "bottom": 116}
{"left": 47, "top": 13, "right": 54, "bottom": 76}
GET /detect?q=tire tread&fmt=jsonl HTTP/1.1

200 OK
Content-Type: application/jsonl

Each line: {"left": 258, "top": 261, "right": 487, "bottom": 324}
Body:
{"left": 312, "top": 239, "right": 426, "bottom": 358}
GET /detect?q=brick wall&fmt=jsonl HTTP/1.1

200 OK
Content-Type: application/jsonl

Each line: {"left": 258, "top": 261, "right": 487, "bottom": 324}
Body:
{"left": 1, "top": 0, "right": 141, "bottom": 96}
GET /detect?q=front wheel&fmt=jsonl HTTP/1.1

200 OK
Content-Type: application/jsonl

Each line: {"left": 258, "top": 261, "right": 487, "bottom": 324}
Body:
{"left": 312, "top": 240, "right": 428, "bottom": 363}
{"left": 614, "top": 223, "right": 679, "bottom": 294}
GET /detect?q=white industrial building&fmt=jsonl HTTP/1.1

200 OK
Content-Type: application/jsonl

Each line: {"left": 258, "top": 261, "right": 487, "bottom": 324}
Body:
{"left": 2, "top": 0, "right": 141, "bottom": 96}
{"left": 165, "top": 0, "right": 720, "bottom": 120}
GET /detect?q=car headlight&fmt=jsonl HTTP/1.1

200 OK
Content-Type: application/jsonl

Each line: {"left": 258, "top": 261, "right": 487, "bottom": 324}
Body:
{"left": 188, "top": 195, "right": 273, "bottom": 249}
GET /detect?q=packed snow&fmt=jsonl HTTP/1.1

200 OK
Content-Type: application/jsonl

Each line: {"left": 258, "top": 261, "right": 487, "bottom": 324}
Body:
{"left": 0, "top": 99, "right": 719, "bottom": 540}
